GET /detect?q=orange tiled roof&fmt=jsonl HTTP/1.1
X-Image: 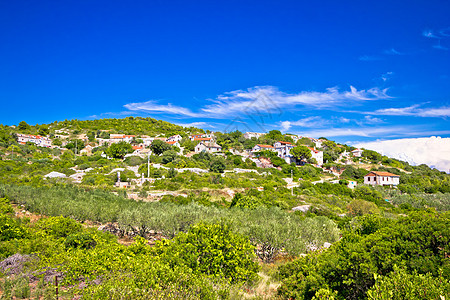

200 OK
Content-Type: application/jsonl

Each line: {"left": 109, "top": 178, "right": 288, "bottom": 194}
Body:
{"left": 366, "top": 171, "right": 400, "bottom": 177}
{"left": 257, "top": 144, "right": 274, "bottom": 148}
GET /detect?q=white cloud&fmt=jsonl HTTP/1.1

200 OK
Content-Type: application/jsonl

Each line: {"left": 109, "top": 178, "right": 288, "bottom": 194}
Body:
{"left": 381, "top": 71, "right": 394, "bottom": 82}
{"left": 202, "top": 86, "right": 389, "bottom": 116}
{"left": 423, "top": 29, "right": 439, "bottom": 39}
{"left": 372, "top": 105, "right": 450, "bottom": 117}
{"left": 123, "top": 85, "right": 390, "bottom": 119}
{"left": 339, "top": 117, "right": 350, "bottom": 123}
{"left": 359, "top": 55, "right": 383, "bottom": 61}
{"left": 124, "top": 100, "right": 202, "bottom": 118}
{"left": 384, "top": 48, "right": 403, "bottom": 55}
{"left": 363, "top": 115, "right": 384, "bottom": 124}
{"left": 433, "top": 42, "right": 449, "bottom": 51}
{"left": 355, "top": 136, "right": 450, "bottom": 172}
{"left": 280, "top": 117, "right": 327, "bottom": 132}
{"left": 175, "top": 121, "right": 209, "bottom": 128}
{"left": 298, "top": 125, "right": 419, "bottom": 139}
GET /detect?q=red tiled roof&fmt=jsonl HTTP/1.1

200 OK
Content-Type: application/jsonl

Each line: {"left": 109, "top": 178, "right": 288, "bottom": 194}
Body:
{"left": 257, "top": 144, "right": 274, "bottom": 148}
{"left": 194, "top": 137, "right": 211, "bottom": 141}
{"left": 166, "top": 141, "right": 177, "bottom": 145}
{"left": 132, "top": 146, "right": 143, "bottom": 150}
{"left": 278, "top": 141, "right": 292, "bottom": 145}
{"left": 365, "top": 171, "right": 400, "bottom": 177}
{"left": 307, "top": 147, "right": 320, "bottom": 153}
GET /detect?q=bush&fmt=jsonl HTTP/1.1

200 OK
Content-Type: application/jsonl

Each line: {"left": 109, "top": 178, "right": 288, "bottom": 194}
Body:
{"left": 124, "top": 156, "right": 145, "bottom": 166}
{"left": 0, "top": 215, "right": 27, "bottom": 241}
{"left": 367, "top": 265, "right": 450, "bottom": 299}
{"left": 155, "top": 222, "right": 259, "bottom": 283}
{"left": 64, "top": 232, "right": 97, "bottom": 249}
{"left": 36, "top": 216, "right": 82, "bottom": 238}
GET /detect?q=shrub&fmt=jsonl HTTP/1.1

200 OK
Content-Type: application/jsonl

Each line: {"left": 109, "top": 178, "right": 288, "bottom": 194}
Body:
{"left": 155, "top": 222, "right": 259, "bottom": 283}
{"left": 64, "top": 232, "right": 97, "bottom": 249}
{"left": 36, "top": 216, "right": 82, "bottom": 238}
{"left": 367, "top": 265, "right": 450, "bottom": 300}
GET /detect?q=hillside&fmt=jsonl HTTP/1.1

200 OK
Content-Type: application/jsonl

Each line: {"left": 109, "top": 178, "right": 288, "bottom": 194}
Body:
{"left": 0, "top": 117, "right": 449, "bottom": 299}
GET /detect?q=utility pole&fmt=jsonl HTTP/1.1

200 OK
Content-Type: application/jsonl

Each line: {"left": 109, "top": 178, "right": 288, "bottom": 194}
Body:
{"left": 291, "top": 169, "right": 294, "bottom": 196}
{"left": 147, "top": 151, "right": 150, "bottom": 178}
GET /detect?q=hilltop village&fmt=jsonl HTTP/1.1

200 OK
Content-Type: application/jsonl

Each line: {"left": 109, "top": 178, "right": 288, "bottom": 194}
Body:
{"left": 6, "top": 119, "right": 403, "bottom": 195}
{"left": 0, "top": 117, "right": 449, "bottom": 299}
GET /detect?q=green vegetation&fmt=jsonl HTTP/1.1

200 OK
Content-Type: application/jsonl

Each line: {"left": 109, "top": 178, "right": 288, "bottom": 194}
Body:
{"left": 0, "top": 117, "right": 449, "bottom": 299}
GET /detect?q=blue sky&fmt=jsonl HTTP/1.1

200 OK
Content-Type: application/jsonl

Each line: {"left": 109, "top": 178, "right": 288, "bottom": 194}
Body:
{"left": 1, "top": 0, "right": 449, "bottom": 144}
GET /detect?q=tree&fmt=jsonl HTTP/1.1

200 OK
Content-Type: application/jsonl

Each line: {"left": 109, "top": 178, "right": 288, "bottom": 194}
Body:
{"left": 18, "top": 121, "right": 30, "bottom": 131}
{"left": 37, "top": 125, "right": 49, "bottom": 136}
{"left": 161, "top": 150, "right": 178, "bottom": 164}
{"left": 105, "top": 141, "right": 133, "bottom": 159}
{"left": 210, "top": 157, "right": 226, "bottom": 173}
{"left": 362, "top": 149, "right": 382, "bottom": 162}
{"left": 291, "top": 145, "right": 312, "bottom": 162}
{"left": 150, "top": 139, "right": 171, "bottom": 155}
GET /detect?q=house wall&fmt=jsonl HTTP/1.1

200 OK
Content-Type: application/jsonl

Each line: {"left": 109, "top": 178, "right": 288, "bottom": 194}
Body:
{"left": 364, "top": 175, "right": 399, "bottom": 186}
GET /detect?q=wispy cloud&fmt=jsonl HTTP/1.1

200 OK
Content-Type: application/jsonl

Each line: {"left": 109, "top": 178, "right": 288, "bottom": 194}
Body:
{"left": 423, "top": 28, "right": 450, "bottom": 39}
{"left": 423, "top": 29, "right": 439, "bottom": 39}
{"left": 359, "top": 55, "right": 383, "bottom": 61}
{"left": 124, "top": 100, "right": 202, "bottom": 118}
{"left": 174, "top": 121, "right": 210, "bottom": 128}
{"left": 299, "top": 125, "right": 421, "bottom": 138}
{"left": 362, "top": 115, "right": 384, "bottom": 124}
{"left": 280, "top": 116, "right": 328, "bottom": 132}
{"left": 384, "top": 48, "right": 403, "bottom": 55}
{"left": 123, "top": 85, "right": 390, "bottom": 119}
{"left": 423, "top": 28, "right": 450, "bottom": 50}
{"left": 372, "top": 105, "right": 450, "bottom": 117}
{"left": 381, "top": 71, "right": 394, "bottom": 82}
{"left": 433, "top": 41, "right": 449, "bottom": 50}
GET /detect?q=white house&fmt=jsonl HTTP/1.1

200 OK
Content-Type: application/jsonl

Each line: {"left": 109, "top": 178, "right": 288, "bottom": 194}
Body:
{"left": 17, "top": 134, "right": 52, "bottom": 148}
{"left": 167, "top": 135, "right": 182, "bottom": 142}
{"left": 189, "top": 134, "right": 212, "bottom": 141}
{"left": 79, "top": 145, "right": 93, "bottom": 156}
{"left": 195, "top": 142, "right": 222, "bottom": 153}
{"left": 364, "top": 171, "right": 400, "bottom": 186}
{"left": 252, "top": 144, "right": 275, "bottom": 152}
{"left": 351, "top": 149, "right": 364, "bottom": 157}
{"left": 274, "top": 141, "right": 295, "bottom": 162}
{"left": 308, "top": 147, "right": 324, "bottom": 166}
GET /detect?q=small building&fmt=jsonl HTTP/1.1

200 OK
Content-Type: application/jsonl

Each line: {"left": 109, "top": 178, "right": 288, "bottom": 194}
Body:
{"left": 351, "top": 149, "right": 364, "bottom": 157}
{"left": 17, "top": 134, "right": 52, "bottom": 148}
{"left": 189, "top": 134, "right": 211, "bottom": 141}
{"left": 274, "top": 141, "right": 294, "bottom": 156}
{"left": 166, "top": 141, "right": 181, "bottom": 148}
{"left": 195, "top": 142, "right": 222, "bottom": 153}
{"left": 252, "top": 144, "right": 275, "bottom": 152}
{"left": 364, "top": 171, "right": 400, "bottom": 186}
{"left": 308, "top": 147, "right": 324, "bottom": 166}
{"left": 347, "top": 180, "right": 358, "bottom": 189}
{"left": 80, "top": 145, "right": 94, "bottom": 156}
{"left": 132, "top": 145, "right": 144, "bottom": 155}
{"left": 167, "top": 135, "right": 182, "bottom": 142}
